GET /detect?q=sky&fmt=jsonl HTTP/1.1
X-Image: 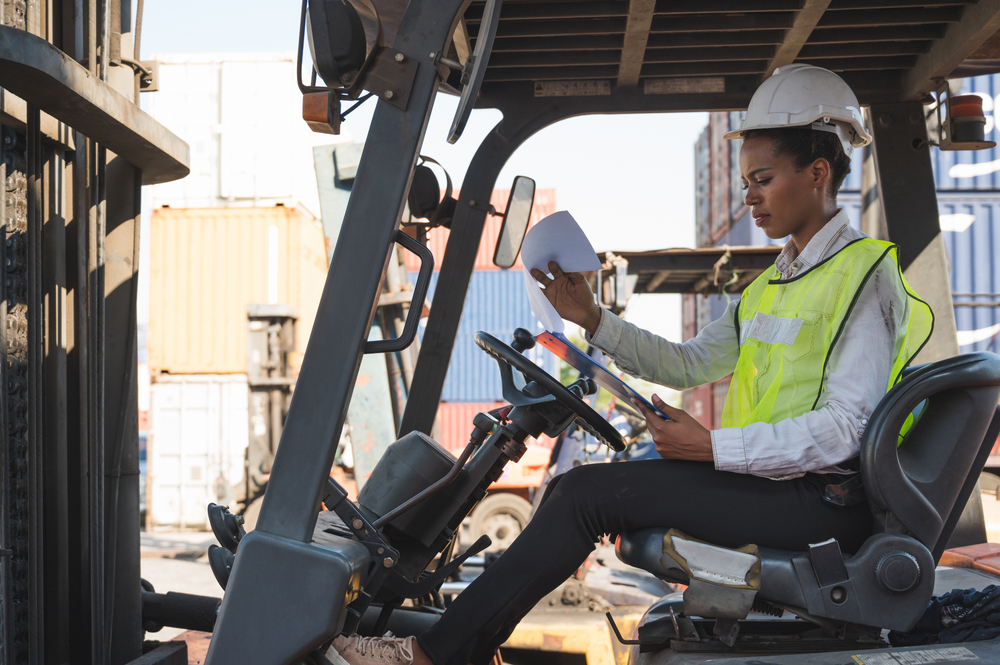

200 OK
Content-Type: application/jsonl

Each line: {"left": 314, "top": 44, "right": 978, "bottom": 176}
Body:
{"left": 139, "top": 0, "right": 708, "bottom": 339}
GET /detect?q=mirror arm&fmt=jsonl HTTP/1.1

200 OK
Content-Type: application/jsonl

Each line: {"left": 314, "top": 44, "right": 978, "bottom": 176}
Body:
{"left": 467, "top": 199, "right": 501, "bottom": 216}
{"left": 437, "top": 55, "right": 464, "bottom": 72}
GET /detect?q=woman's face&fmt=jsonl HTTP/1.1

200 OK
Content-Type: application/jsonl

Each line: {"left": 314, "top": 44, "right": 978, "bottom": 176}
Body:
{"left": 738, "top": 135, "right": 830, "bottom": 241}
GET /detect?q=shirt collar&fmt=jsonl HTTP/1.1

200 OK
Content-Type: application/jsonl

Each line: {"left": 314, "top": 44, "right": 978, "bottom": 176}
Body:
{"left": 774, "top": 209, "right": 853, "bottom": 278}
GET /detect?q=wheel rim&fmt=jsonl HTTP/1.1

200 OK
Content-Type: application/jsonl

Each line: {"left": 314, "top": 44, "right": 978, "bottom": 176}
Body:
{"left": 480, "top": 512, "right": 524, "bottom": 551}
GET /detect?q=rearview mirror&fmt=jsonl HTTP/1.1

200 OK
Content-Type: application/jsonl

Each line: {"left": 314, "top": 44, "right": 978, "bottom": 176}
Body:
{"left": 493, "top": 176, "right": 536, "bottom": 269}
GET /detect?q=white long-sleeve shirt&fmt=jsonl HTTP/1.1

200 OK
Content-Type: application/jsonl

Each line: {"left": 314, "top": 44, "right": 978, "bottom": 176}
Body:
{"left": 587, "top": 210, "right": 910, "bottom": 479}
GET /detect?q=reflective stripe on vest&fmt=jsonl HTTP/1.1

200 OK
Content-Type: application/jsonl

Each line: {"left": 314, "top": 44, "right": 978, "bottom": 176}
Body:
{"left": 720, "top": 238, "right": 933, "bottom": 430}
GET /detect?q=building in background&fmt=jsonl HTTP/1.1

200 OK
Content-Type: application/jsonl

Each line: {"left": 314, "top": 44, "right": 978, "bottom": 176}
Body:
{"left": 686, "top": 75, "right": 1000, "bottom": 429}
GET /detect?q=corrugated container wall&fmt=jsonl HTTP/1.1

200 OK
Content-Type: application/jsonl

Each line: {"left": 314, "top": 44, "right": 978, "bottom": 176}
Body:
{"left": 694, "top": 127, "right": 711, "bottom": 247}
{"left": 148, "top": 375, "right": 249, "bottom": 529}
{"left": 436, "top": 402, "right": 556, "bottom": 455}
{"left": 719, "top": 197, "right": 864, "bottom": 248}
{"left": 413, "top": 271, "right": 559, "bottom": 402}
{"left": 939, "top": 193, "right": 1000, "bottom": 353}
{"left": 404, "top": 188, "right": 557, "bottom": 272}
{"left": 709, "top": 112, "right": 730, "bottom": 242}
{"left": 729, "top": 111, "right": 746, "bottom": 220}
{"left": 145, "top": 53, "right": 346, "bottom": 216}
{"left": 148, "top": 206, "right": 328, "bottom": 375}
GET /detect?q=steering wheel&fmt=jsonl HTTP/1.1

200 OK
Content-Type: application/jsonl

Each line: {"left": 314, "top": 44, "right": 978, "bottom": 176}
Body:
{"left": 474, "top": 331, "right": 626, "bottom": 452}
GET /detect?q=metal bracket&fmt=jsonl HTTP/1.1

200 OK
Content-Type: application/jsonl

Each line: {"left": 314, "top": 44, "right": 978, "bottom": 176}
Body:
{"left": 606, "top": 612, "right": 641, "bottom": 645}
{"left": 321, "top": 478, "right": 399, "bottom": 635}
{"left": 382, "top": 534, "right": 492, "bottom": 599}
{"left": 359, "top": 47, "right": 419, "bottom": 111}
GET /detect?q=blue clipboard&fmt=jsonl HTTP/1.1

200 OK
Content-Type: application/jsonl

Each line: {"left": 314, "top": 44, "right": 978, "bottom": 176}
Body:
{"left": 534, "top": 331, "right": 670, "bottom": 420}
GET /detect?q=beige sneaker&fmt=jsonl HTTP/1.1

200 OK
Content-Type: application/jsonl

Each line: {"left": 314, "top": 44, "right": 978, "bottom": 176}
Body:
{"left": 326, "top": 634, "right": 416, "bottom": 665}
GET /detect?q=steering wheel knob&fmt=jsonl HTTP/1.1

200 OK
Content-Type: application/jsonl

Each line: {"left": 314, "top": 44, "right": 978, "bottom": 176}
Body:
{"left": 511, "top": 328, "right": 536, "bottom": 353}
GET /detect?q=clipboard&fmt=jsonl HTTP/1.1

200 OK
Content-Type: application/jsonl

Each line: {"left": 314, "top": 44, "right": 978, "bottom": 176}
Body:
{"left": 534, "top": 331, "right": 671, "bottom": 421}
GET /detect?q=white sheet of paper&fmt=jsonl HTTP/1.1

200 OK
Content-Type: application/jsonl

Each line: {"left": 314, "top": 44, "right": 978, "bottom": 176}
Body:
{"left": 521, "top": 211, "right": 603, "bottom": 333}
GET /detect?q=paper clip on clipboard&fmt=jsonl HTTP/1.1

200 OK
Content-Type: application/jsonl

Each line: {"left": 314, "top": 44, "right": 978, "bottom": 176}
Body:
{"left": 534, "top": 332, "right": 671, "bottom": 421}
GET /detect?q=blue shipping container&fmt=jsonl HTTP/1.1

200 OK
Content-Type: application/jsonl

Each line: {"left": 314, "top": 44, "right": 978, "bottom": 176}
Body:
{"left": 719, "top": 195, "right": 863, "bottom": 248}
{"left": 711, "top": 192, "right": 1000, "bottom": 354}
{"left": 939, "top": 193, "right": 1000, "bottom": 353}
{"left": 413, "top": 270, "right": 559, "bottom": 402}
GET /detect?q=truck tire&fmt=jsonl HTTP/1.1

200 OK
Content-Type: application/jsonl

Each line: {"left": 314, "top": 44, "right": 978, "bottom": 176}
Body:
{"left": 469, "top": 493, "right": 532, "bottom": 552}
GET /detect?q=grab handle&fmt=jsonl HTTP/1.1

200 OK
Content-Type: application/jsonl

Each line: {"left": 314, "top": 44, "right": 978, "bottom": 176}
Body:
{"left": 364, "top": 230, "right": 433, "bottom": 354}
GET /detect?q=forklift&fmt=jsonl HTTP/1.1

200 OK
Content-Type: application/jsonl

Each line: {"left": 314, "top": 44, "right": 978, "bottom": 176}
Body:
{"left": 198, "top": 1, "right": 1000, "bottom": 663}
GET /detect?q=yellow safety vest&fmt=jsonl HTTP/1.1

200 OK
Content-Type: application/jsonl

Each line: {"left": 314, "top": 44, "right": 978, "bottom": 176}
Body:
{"left": 720, "top": 237, "right": 933, "bottom": 430}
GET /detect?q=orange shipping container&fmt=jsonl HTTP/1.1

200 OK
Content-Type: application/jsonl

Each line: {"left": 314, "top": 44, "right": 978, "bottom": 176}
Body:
{"left": 149, "top": 205, "right": 328, "bottom": 375}
{"left": 435, "top": 402, "right": 557, "bottom": 455}
{"left": 404, "top": 188, "right": 557, "bottom": 272}
{"left": 684, "top": 384, "right": 714, "bottom": 430}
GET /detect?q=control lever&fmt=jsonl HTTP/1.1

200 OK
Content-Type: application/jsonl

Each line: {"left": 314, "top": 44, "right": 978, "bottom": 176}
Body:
{"left": 384, "top": 534, "right": 493, "bottom": 598}
{"left": 469, "top": 412, "right": 498, "bottom": 447}
{"left": 568, "top": 378, "right": 598, "bottom": 399}
{"left": 511, "top": 328, "right": 535, "bottom": 353}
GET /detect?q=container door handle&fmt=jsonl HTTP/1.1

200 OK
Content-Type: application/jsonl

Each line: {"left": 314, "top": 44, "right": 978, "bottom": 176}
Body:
{"left": 364, "top": 229, "right": 434, "bottom": 354}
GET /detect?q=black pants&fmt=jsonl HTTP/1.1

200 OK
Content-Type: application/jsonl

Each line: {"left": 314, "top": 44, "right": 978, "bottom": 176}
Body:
{"left": 416, "top": 459, "right": 872, "bottom": 665}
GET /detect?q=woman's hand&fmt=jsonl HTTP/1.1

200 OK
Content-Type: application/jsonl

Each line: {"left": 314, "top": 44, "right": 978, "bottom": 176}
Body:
{"left": 530, "top": 261, "right": 602, "bottom": 335}
{"left": 632, "top": 394, "right": 714, "bottom": 462}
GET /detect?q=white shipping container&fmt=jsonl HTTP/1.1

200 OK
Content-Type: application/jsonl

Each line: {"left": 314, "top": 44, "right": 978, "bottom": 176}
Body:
{"left": 144, "top": 52, "right": 351, "bottom": 216}
{"left": 148, "top": 375, "right": 249, "bottom": 530}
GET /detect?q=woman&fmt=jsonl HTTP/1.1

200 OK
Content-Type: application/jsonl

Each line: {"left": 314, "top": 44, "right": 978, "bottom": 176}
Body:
{"left": 330, "top": 64, "right": 932, "bottom": 665}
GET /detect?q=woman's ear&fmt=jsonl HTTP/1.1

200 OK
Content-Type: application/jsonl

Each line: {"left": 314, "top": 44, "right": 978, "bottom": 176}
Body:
{"left": 811, "top": 158, "right": 832, "bottom": 192}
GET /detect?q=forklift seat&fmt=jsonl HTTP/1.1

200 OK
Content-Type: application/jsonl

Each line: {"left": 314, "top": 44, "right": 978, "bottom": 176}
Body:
{"left": 616, "top": 352, "right": 1000, "bottom": 632}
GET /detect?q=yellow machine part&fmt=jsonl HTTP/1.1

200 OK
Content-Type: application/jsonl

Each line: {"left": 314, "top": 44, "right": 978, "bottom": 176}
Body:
{"left": 503, "top": 608, "right": 645, "bottom": 665}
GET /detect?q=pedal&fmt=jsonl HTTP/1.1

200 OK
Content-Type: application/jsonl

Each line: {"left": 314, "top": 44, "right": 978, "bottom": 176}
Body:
{"left": 208, "top": 503, "right": 246, "bottom": 553}
{"left": 208, "top": 544, "right": 235, "bottom": 590}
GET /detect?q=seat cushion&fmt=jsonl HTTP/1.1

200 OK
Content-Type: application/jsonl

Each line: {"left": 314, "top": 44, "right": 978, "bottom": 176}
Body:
{"left": 615, "top": 528, "right": 689, "bottom": 584}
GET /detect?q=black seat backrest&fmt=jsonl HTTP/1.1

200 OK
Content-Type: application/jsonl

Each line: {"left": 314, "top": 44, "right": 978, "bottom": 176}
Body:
{"left": 861, "top": 352, "right": 1000, "bottom": 561}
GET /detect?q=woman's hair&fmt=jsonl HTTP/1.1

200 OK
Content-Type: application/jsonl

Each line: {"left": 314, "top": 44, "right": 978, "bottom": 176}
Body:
{"left": 741, "top": 127, "right": 852, "bottom": 198}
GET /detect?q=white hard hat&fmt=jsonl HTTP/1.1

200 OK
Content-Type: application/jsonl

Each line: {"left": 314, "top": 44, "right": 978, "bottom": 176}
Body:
{"left": 724, "top": 64, "right": 872, "bottom": 159}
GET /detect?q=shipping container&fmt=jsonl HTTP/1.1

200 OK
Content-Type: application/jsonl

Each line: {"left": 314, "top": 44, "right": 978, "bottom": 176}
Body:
{"left": 695, "top": 127, "right": 711, "bottom": 248}
{"left": 148, "top": 375, "right": 249, "bottom": 530}
{"left": 939, "top": 193, "right": 1000, "bottom": 353}
{"left": 718, "top": 195, "right": 863, "bottom": 249}
{"left": 414, "top": 270, "right": 559, "bottom": 402}
{"left": 436, "top": 401, "right": 556, "bottom": 455}
{"left": 709, "top": 112, "right": 731, "bottom": 242}
{"left": 403, "top": 188, "right": 557, "bottom": 272}
{"left": 148, "top": 205, "right": 328, "bottom": 375}
{"left": 684, "top": 384, "right": 714, "bottom": 430}
{"left": 145, "top": 53, "right": 343, "bottom": 216}
{"left": 729, "top": 111, "right": 747, "bottom": 221}
{"left": 682, "top": 294, "right": 697, "bottom": 342}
